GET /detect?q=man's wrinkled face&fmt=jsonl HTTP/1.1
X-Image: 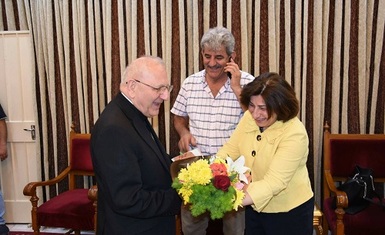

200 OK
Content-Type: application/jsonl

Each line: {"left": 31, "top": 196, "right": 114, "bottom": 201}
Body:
{"left": 201, "top": 45, "right": 230, "bottom": 80}
{"left": 133, "top": 67, "right": 170, "bottom": 118}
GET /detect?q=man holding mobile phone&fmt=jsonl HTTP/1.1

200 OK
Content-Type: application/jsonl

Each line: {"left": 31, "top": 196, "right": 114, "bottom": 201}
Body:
{"left": 227, "top": 56, "right": 233, "bottom": 79}
{"left": 171, "top": 26, "right": 254, "bottom": 235}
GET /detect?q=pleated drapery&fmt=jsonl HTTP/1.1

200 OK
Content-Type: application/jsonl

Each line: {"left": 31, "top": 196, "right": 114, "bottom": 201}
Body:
{"left": 1, "top": 0, "right": 385, "bottom": 205}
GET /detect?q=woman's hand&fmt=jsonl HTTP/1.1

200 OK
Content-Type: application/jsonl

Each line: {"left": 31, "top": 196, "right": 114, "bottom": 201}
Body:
{"left": 242, "top": 191, "right": 254, "bottom": 206}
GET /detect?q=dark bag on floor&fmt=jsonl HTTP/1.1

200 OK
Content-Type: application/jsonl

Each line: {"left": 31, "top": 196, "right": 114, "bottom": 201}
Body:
{"left": 337, "top": 165, "right": 384, "bottom": 214}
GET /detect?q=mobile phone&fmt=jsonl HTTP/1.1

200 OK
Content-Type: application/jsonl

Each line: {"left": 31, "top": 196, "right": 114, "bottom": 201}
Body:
{"left": 227, "top": 57, "right": 232, "bottom": 79}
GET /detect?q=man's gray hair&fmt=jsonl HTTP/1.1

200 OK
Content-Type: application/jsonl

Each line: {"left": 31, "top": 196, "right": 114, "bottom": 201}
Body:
{"left": 200, "top": 27, "right": 235, "bottom": 55}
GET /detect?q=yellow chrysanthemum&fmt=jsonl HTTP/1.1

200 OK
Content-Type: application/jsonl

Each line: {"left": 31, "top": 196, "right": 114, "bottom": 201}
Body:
{"left": 212, "top": 157, "right": 227, "bottom": 166}
{"left": 233, "top": 189, "right": 245, "bottom": 210}
{"left": 178, "top": 187, "right": 193, "bottom": 204}
{"left": 178, "top": 159, "right": 212, "bottom": 185}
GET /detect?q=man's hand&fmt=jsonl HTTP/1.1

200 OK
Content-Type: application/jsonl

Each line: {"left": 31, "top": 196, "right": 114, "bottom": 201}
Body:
{"left": 0, "top": 120, "right": 7, "bottom": 161}
{"left": 226, "top": 57, "right": 242, "bottom": 89}
{"left": 225, "top": 58, "right": 245, "bottom": 110}
{"left": 178, "top": 133, "right": 197, "bottom": 153}
{"left": 0, "top": 143, "right": 7, "bottom": 161}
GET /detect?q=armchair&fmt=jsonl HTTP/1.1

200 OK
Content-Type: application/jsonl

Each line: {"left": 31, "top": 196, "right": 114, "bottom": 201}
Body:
{"left": 322, "top": 122, "right": 385, "bottom": 235}
{"left": 23, "top": 126, "right": 94, "bottom": 235}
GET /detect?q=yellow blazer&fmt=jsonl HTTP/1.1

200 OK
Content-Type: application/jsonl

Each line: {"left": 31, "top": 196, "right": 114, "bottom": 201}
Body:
{"left": 217, "top": 111, "right": 313, "bottom": 212}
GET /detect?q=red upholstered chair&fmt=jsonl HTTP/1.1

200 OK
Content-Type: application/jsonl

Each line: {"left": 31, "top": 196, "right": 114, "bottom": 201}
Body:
{"left": 322, "top": 122, "right": 385, "bottom": 235}
{"left": 23, "top": 126, "right": 95, "bottom": 235}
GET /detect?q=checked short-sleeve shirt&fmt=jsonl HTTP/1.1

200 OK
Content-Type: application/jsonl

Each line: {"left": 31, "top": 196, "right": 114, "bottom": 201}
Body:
{"left": 171, "top": 70, "right": 254, "bottom": 155}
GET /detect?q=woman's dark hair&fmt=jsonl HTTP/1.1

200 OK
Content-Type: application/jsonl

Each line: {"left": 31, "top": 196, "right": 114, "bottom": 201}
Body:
{"left": 240, "top": 72, "right": 299, "bottom": 122}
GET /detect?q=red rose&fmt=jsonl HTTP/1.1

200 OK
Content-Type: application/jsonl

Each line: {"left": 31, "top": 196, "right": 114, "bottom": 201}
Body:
{"left": 213, "top": 175, "right": 231, "bottom": 192}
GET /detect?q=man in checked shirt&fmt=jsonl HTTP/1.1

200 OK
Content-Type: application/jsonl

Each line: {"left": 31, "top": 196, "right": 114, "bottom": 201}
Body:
{"left": 171, "top": 26, "right": 254, "bottom": 235}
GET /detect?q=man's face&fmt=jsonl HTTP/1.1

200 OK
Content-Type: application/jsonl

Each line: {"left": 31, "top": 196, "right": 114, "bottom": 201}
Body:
{"left": 201, "top": 45, "right": 230, "bottom": 80}
{"left": 133, "top": 67, "right": 170, "bottom": 118}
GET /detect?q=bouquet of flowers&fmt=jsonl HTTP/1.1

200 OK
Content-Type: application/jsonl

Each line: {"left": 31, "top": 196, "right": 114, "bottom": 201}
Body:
{"left": 172, "top": 155, "right": 250, "bottom": 219}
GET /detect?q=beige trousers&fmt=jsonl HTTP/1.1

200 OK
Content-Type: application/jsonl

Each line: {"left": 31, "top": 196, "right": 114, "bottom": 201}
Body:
{"left": 181, "top": 205, "right": 245, "bottom": 235}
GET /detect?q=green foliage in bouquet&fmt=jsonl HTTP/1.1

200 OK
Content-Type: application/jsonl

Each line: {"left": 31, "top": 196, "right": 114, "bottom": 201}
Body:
{"left": 190, "top": 183, "right": 236, "bottom": 219}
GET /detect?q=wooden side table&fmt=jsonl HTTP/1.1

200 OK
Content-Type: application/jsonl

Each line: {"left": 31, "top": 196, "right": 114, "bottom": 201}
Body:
{"left": 313, "top": 204, "right": 323, "bottom": 235}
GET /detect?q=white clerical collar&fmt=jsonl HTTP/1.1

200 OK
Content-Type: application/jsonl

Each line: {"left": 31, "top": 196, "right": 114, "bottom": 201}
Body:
{"left": 121, "top": 92, "right": 133, "bottom": 104}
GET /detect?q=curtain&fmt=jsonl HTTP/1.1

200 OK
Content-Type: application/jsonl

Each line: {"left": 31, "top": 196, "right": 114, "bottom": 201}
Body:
{"left": 1, "top": 0, "right": 384, "bottom": 206}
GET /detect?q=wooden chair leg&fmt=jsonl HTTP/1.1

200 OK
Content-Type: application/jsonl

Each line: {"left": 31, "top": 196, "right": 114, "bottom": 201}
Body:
{"left": 29, "top": 195, "right": 40, "bottom": 235}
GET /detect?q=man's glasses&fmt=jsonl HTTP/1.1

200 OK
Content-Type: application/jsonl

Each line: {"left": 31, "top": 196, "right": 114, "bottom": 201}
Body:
{"left": 133, "top": 79, "right": 173, "bottom": 94}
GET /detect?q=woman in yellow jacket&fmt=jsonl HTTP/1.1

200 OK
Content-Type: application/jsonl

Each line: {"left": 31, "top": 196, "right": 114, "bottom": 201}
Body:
{"left": 217, "top": 72, "right": 314, "bottom": 235}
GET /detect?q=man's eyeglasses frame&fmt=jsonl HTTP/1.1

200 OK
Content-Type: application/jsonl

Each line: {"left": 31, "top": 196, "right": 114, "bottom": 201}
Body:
{"left": 130, "top": 79, "right": 173, "bottom": 94}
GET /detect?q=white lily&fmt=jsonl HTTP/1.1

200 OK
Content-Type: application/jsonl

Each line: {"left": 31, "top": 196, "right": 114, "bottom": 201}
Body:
{"left": 226, "top": 155, "right": 250, "bottom": 184}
